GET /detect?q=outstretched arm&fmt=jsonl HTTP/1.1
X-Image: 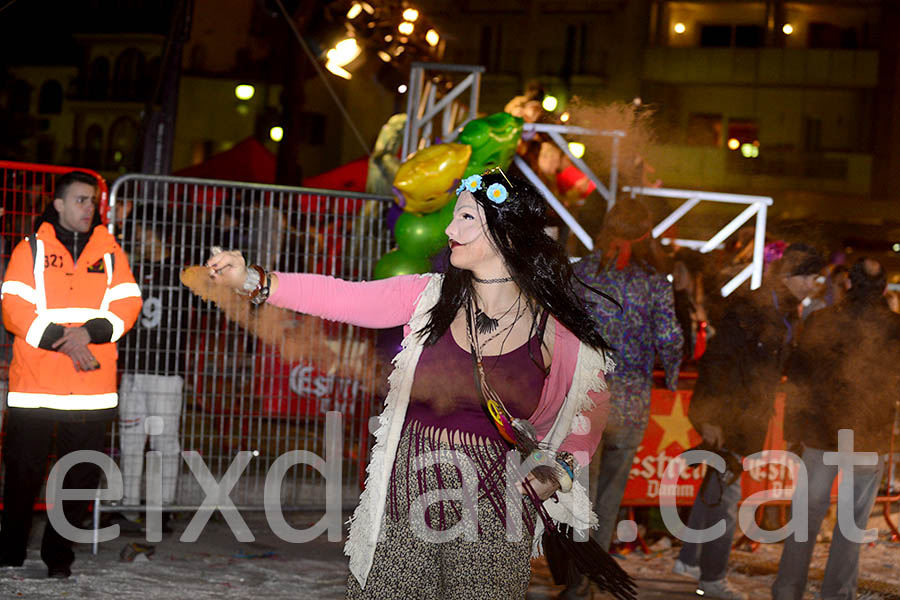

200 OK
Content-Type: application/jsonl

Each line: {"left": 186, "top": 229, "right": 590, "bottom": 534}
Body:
{"left": 267, "top": 272, "right": 430, "bottom": 328}
{"left": 206, "top": 248, "right": 430, "bottom": 329}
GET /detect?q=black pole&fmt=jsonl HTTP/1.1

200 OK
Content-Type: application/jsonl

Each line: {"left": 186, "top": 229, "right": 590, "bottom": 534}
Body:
{"left": 140, "top": 0, "right": 192, "bottom": 175}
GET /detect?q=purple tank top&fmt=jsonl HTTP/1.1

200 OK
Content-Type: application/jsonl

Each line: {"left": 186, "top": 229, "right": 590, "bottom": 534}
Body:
{"left": 407, "top": 321, "right": 547, "bottom": 440}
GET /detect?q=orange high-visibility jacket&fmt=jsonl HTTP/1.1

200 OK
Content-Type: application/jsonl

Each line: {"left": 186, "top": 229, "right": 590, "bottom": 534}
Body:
{"left": 1, "top": 222, "right": 142, "bottom": 411}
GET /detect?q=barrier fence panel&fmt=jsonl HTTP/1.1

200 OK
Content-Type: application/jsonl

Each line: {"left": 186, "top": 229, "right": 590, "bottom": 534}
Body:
{"left": 106, "top": 174, "right": 394, "bottom": 516}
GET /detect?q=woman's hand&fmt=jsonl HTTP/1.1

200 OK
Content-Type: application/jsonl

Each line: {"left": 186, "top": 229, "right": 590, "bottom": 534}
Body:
{"left": 206, "top": 247, "right": 248, "bottom": 290}
{"left": 517, "top": 473, "right": 561, "bottom": 501}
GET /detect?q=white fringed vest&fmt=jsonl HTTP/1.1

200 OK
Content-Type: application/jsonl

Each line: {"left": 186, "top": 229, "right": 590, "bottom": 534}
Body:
{"left": 344, "top": 275, "right": 613, "bottom": 588}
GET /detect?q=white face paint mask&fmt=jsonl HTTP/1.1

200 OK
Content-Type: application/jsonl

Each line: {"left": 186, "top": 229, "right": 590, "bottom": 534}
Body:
{"left": 444, "top": 192, "right": 503, "bottom": 273}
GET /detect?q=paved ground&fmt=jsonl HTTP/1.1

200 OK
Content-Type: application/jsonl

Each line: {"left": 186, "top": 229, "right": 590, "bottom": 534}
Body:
{"left": 1, "top": 510, "right": 898, "bottom": 599}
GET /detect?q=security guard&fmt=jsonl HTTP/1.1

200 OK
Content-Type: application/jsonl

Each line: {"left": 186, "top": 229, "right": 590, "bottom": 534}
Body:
{"left": 0, "top": 171, "right": 141, "bottom": 578}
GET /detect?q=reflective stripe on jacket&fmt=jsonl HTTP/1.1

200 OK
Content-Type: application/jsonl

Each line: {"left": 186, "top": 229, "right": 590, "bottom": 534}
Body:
{"left": 1, "top": 222, "right": 142, "bottom": 410}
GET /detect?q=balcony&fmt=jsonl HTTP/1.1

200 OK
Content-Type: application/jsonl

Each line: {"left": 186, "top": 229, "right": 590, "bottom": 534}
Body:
{"left": 644, "top": 47, "right": 878, "bottom": 87}
{"left": 645, "top": 145, "right": 872, "bottom": 196}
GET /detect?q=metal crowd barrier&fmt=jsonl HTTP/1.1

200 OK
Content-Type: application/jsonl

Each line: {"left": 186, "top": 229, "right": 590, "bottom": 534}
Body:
{"left": 104, "top": 174, "right": 394, "bottom": 517}
{"left": 0, "top": 161, "right": 395, "bottom": 525}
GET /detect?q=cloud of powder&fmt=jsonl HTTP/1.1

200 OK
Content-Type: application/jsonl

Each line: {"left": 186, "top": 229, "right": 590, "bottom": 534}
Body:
{"left": 566, "top": 98, "right": 659, "bottom": 192}
{"left": 180, "top": 265, "right": 374, "bottom": 385}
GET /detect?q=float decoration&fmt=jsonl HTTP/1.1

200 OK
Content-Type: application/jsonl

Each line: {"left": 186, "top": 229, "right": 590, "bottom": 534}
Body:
{"left": 456, "top": 112, "right": 524, "bottom": 178}
{"left": 392, "top": 142, "right": 471, "bottom": 215}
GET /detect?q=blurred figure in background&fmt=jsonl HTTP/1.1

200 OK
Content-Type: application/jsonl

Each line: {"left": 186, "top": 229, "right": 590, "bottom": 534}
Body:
{"left": 671, "top": 249, "right": 707, "bottom": 361}
{"left": 774, "top": 257, "right": 900, "bottom": 600}
{"left": 679, "top": 244, "right": 825, "bottom": 600}
{"left": 886, "top": 288, "right": 900, "bottom": 313}
{"left": 116, "top": 203, "right": 192, "bottom": 531}
{"left": 560, "top": 198, "right": 683, "bottom": 599}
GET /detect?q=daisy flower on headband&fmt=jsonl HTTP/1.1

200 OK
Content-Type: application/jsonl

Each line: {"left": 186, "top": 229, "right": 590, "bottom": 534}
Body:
{"left": 486, "top": 182, "right": 508, "bottom": 204}
{"left": 456, "top": 174, "right": 483, "bottom": 196}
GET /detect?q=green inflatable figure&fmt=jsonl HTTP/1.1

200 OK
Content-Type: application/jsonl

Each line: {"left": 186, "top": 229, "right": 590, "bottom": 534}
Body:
{"left": 394, "top": 207, "right": 453, "bottom": 258}
{"left": 373, "top": 248, "right": 431, "bottom": 279}
{"left": 457, "top": 112, "right": 524, "bottom": 178}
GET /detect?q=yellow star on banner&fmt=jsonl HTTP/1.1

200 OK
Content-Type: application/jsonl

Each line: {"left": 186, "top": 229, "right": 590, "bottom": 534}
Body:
{"left": 650, "top": 392, "right": 695, "bottom": 453}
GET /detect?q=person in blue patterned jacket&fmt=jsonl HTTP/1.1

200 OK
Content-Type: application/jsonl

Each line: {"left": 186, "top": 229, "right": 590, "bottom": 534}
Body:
{"left": 559, "top": 198, "right": 684, "bottom": 599}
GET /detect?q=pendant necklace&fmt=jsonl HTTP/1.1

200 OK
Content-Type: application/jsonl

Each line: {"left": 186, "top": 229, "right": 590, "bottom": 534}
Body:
{"left": 474, "top": 293, "right": 520, "bottom": 335}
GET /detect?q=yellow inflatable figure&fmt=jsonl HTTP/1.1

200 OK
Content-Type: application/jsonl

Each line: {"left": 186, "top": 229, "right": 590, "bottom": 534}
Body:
{"left": 393, "top": 143, "right": 471, "bottom": 214}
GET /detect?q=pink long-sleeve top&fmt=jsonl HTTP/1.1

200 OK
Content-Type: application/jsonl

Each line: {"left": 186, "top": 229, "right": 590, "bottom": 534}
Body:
{"left": 268, "top": 273, "right": 609, "bottom": 465}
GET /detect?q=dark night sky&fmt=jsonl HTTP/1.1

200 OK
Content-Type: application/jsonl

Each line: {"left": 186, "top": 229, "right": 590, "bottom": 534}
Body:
{"left": 0, "top": 0, "right": 174, "bottom": 68}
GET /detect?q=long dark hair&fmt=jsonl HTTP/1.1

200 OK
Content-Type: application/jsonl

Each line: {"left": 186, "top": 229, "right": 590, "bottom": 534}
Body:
{"left": 418, "top": 172, "right": 612, "bottom": 353}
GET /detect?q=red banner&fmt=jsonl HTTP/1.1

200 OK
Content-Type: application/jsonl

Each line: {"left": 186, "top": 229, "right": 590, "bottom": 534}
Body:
{"left": 622, "top": 389, "right": 810, "bottom": 506}
{"left": 254, "top": 340, "right": 368, "bottom": 418}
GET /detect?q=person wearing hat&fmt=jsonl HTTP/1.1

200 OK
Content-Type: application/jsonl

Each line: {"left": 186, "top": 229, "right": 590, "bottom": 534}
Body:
{"left": 675, "top": 244, "right": 826, "bottom": 600}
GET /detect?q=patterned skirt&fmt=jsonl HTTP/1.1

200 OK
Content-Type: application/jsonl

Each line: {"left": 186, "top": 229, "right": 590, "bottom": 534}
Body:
{"left": 346, "top": 418, "right": 537, "bottom": 600}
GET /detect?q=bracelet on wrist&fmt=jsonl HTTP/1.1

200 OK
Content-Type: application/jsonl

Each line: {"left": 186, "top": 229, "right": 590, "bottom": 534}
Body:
{"left": 245, "top": 265, "right": 271, "bottom": 306}
{"left": 242, "top": 265, "right": 261, "bottom": 293}
{"left": 554, "top": 451, "right": 576, "bottom": 493}
{"left": 526, "top": 449, "right": 574, "bottom": 494}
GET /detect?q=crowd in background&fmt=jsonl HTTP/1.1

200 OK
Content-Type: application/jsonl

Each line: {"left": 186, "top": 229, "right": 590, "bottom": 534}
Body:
{"left": 1, "top": 119, "right": 900, "bottom": 598}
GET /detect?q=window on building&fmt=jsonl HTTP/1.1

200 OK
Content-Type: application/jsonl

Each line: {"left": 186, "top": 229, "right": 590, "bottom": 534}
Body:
{"left": 147, "top": 56, "right": 161, "bottom": 92}
{"left": 735, "top": 25, "right": 763, "bottom": 48}
{"left": 686, "top": 113, "right": 723, "bottom": 147}
{"left": 803, "top": 117, "right": 822, "bottom": 152}
{"left": 107, "top": 117, "right": 140, "bottom": 171}
{"left": 555, "top": 22, "right": 596, "bottom": 76}
{"left": 700, "top": 25, "right": 732, "bottom": 47}
{"left": 727, "top": 118, "right": 759, "bottom": 146}
{"left": 84, "top": 124, "right": 104, "bottom": 170}
{"left": 37, "top": 80, "right": 63, "bottom": 114}
{"left": 478, "top": 25, "right": 501, "bottom": 71}
{"left": 808, "top": 22, "right": 859, "bottom": 49}
{"left": 479, "top": 25, "right": 492, "bottom": 69}
{"left": 11, "top": 79, "right": 31, "bottom": 113}
{"left": 578, "top": 23, "right": 589, "bottom": 74}
{"left": 113, "top": 48, "right": 147, "bottom": 101}
{"left": 88, "top": 57, "right": 110, "bottom": 100}
{"left": 697, "top": 24, "right": 765, "bottom": 49}
{"left": 563, "top": 24, "right": 577, "bottom": 78}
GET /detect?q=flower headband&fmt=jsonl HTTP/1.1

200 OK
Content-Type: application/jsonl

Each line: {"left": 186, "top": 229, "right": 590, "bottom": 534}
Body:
{"left": 456, "top": 167, "right": 512, "bottom": 204}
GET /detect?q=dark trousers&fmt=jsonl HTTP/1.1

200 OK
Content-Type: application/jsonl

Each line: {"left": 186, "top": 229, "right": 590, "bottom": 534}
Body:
{"left": 0, "top": 409, "right": 108, "bottom": 569}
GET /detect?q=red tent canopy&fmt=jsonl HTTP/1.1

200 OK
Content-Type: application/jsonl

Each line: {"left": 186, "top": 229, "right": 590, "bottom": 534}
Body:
{"left": 303, "top": 156, "right": 369, "bottom": 193}
{"left": 175, "top": 137, "right": 276, "bottom": 184}
{"left": 172, "top": 139, "right": 370, "bottom": 214}
{"left": 174, "top": 138, "right": 369, "bottom": 193}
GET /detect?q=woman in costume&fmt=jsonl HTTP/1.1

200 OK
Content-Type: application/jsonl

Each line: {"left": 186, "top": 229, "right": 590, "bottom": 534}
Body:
{"left": 207, "top": 172, "right": 624, "bottom": 600}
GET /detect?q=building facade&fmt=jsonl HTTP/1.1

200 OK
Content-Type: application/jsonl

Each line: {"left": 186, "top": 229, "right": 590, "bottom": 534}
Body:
{"left": 3, "top": 0, "right": 899, "bottom": 234}
{"left": 424, "top": 0, "right": 898, "bottom": 229}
